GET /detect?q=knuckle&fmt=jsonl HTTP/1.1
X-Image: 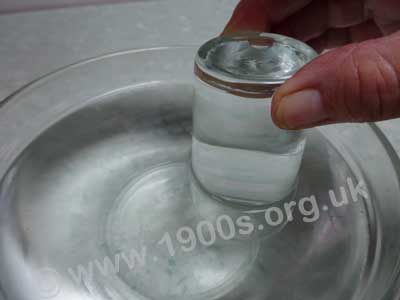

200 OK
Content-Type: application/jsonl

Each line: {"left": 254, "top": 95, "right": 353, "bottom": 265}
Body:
{"left": 343, "top": 44, "right": 400, "bottom": 121}
{"left": 327, "top": 45, "right": 364, "bottom": 122}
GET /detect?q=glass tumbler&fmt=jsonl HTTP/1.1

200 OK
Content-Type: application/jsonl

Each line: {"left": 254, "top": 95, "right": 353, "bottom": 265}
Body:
{"left": 192, "top": 33, "right": 317, "bottom": 206}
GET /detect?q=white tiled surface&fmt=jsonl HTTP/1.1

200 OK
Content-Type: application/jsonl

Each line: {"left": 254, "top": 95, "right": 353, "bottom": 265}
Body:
{"left": 1, "top": 0, "right": 400, "bottom": 155}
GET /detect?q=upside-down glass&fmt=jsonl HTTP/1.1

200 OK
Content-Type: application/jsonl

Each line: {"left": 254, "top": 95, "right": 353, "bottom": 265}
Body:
{"left": 192, "top": 33, "right": 317, "bottom": 205}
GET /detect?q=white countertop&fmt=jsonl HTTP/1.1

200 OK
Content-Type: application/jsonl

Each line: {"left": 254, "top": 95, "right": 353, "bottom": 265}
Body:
{"left": 1, "top": 0, "right": 399, "bottom": 155}
{"left": 0, "top": 0, "right": 237, "bottom": 101}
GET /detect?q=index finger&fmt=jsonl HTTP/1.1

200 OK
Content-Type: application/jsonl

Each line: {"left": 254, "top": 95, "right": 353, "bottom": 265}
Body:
{"left": 223, "top": 0, "right": 312, "bottom": 35}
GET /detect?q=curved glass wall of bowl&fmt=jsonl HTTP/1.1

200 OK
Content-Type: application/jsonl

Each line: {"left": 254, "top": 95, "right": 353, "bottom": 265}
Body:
{"left": 192, "top": 33, "right": 317, "bottom": 208}
{"left": 0, "top": 47, "right": 400, "bottom": 300}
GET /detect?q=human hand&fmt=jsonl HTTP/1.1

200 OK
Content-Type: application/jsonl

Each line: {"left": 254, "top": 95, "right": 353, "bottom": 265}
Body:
{"left": 224, "top": 0, "right": 400, "bottom": 129}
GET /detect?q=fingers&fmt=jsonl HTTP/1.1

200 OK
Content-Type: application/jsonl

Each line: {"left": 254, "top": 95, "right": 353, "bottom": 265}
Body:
{"left": 273, "top": 1, "right": 329, "bottom": 41}
{"left": 271, "top": 32, "right": 400, "bottom": 129}
{"left": 367, "top": 0, "right": 400, "bottom": 34}
{"left": 347, "top": 19, "right": 382, "bottom": 41}
{"left": 307, "top": 28, "right": 351, "bottom": 53}
{"left": 328, "top": 0, "right": 368, "bottom": 27}
{"left": 307, "top": 20, "right": 382, "bottom": 52}
{"left": 223, "top": 0, "right": 271, "bottom": 34}
{"left": 223, "top": 0, "right": 311, "bottom": 35}
{"left": 273, "top": 0, "right": 370, "bottom": 42}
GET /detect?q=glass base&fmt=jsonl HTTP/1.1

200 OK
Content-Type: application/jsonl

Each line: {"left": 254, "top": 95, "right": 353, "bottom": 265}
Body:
{"left": 189, "top": 164, "right": 293, "bottom": 240}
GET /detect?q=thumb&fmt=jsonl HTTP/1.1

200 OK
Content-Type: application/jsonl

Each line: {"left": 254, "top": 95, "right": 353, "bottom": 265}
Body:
{"left": 272, "top": 32, "right": 400, "bottom": 129}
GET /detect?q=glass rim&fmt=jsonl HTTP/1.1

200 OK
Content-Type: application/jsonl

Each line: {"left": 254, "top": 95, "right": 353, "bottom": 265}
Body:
{"left": 194, "top": 32, "right": 317, "bottom": 98}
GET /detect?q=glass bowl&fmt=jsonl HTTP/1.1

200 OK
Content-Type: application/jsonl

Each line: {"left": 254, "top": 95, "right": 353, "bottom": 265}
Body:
{"left": 0, "top": 47, "right": 400, "bottom": 300}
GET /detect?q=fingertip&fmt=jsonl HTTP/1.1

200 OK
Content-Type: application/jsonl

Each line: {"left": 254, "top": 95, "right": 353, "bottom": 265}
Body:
{"left": 272, "top": 89, "right": 330, "bottom": 130}
{"left": 271, "top": 92, "right": 289, "bottom": 129}
{"left": 222, "top": 0, "right": 271, "bottom": 35}
{"left": 222, "top": 21, "right": 241, "bottom": 36}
